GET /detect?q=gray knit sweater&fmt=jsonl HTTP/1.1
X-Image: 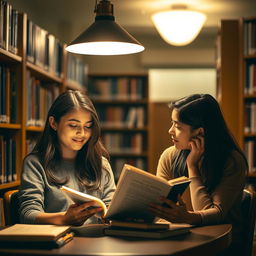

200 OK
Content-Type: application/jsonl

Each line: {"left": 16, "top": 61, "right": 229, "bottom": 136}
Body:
{"left": 18, "top": 154, "right": 116, "bottom": 224}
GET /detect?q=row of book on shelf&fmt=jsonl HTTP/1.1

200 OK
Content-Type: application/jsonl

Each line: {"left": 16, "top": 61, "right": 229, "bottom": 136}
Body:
{"left": 88, "top": 77, "right": 145, "bottom": 100}
{"left": 244, "top": 19, "right": 256, "bottom": 55}
{"left": 97, "top": 106, "right": 145, "bottom": 128}
{"left": 102, "top": 133, "right": 143, "bottom": 154}
{"left": 26, "top": 71, "right": 60, "bottom": 127}
{"left": 0, "top": 136, "right": 16, "bottom": 184}
{"left": 27, "top": 19, "right": 63, "bottom": 77}
{"left": 66, "top": 54, "right": 88, "bottom": 86}
{"left": 0, "top": 61, "right": 88, "bottom": 126}
{"left": 0, "top": 0, "right": 18, "bottom": 54}
{"left": 244, "top": 139, "right": 256, "bottom": 174}
{"left": 0, "top": 65, "right": 17, "bottom": 123}
{"left": 1, "top": 1, "right": 88, "bottom": 84}
{"left": 245, "top": 62, "right": 256, "bottom": 95}
{"left": 27, "top": 20, "right": 88, "bottom": 84}
{"left": 244, "top": 102, "right": 256, "bottom": 133}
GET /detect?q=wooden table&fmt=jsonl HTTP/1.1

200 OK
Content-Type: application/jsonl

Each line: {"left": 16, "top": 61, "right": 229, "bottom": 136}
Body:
{"left": 0, "top": 224, "right": 232, "bottom": 256}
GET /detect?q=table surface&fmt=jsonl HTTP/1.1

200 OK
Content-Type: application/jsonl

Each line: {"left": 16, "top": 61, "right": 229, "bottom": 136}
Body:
{"left": 0, "top": 224, "right": 232, "bottom": 256}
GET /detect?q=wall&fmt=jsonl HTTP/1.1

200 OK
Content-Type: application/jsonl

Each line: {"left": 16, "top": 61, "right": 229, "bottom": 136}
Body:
{"left": 149, "top": 68, "right": 216, "bottom": 101}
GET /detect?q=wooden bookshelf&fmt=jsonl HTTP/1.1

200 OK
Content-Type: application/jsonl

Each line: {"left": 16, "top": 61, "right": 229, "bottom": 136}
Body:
{"left": 87, "top": 74, "right": 150, "bottom": 181}
{"left": 240, "top": 18, "right": 256, "bottom": 178}
{"left": 216, "top": 20, "right": 241, "bottom": 144}
{"left": 0, "top": 2, "right": 87, "bottom": 194}
{"left": 217, "top": 18, "right": 256, "bottom": 182}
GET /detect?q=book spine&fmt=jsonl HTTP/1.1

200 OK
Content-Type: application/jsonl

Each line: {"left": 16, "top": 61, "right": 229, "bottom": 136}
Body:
{"left": 0, "top": 65, "right": 9, "bottom": 123}
{"left": 244, "top": 20, "right": 256, "bottom": 56}
{"left": 66, "top": 53, "right": 87, "bottom": 85}
{"left": 244, "top": 139, "right": 256, "bottom": 174}
{"left": 10, "top": 70, "right": 17, "bottom": 123}
{"left": 0, "top": 1, "right": 4, "bottom": 49}
{"left": 0, "top": 135, "right": 3, "bottom": 184}
{"left": 7, "top": 137, "right": 12, "bottom": 183}
{"left": 11, "top": 139, "right": 16, "bottom": 181}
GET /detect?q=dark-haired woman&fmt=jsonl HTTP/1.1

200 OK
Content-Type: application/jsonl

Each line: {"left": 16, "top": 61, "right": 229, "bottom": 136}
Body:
{"left": 150, "top": 94, "right": 248, "bottom": 254}
{"left": 19, "top": 90, "right": 116, "bottom": 226}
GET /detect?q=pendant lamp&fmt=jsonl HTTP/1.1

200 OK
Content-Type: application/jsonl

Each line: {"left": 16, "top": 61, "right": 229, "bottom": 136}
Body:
{"left": 151, "top": 5, "right": 206, "bottom": 46}
{"left": 66, "top": 0, "right": 145, "bottom": 55}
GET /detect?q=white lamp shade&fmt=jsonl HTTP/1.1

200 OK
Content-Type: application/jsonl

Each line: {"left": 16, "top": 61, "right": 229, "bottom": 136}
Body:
{"left": 152, "top": 10, "right": 206, "bottom": 46}
{"left": 66, "top": 0, "right": 145, "bottom": 55}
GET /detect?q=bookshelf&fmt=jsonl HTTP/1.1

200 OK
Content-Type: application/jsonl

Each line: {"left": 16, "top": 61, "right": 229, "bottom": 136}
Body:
{"left": 0, "top": 1, "right": 87, "bottom": 194}
{"left": 241, "top": 18, "right": 256, "bottom": 180}
{"left": 216, "top": 18, "right": 256, "bottom": 185}
{"left": 216, "top": 20, "right": 240, "bottom": 143}
{"left": 87, "top": 74, "right": 149, "bottom": 181}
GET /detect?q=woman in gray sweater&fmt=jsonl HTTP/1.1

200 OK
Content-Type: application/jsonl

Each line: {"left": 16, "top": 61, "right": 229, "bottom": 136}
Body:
{"left": 19, "top": 90, "right": 116, "bottom": 226}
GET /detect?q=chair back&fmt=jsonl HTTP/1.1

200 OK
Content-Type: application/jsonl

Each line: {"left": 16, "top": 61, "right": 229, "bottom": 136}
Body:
{"left": 3, "top": 190, "right": 19, "bottom": 226}
{"left": 241, "top": 188, "right": 256, "bottom": 256}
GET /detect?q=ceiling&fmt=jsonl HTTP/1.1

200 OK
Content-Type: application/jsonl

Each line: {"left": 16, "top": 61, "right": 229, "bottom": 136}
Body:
{"left": 8, "top": 0, "right": 256, "bottom": 49}
{"left": 117, "top": 0, "right": 256, "bottom": 28}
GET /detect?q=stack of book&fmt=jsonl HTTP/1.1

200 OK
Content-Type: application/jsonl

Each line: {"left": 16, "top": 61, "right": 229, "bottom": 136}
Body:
{"left": 104, "top": 220, "right": 191, "bottom": 239}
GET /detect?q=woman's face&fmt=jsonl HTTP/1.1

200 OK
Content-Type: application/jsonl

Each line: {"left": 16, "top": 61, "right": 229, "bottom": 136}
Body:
{"left": 168, "top": 109, "right": 198, "bottom": 150}
{"left": 49, "top": 108, "right": 93, "bottom": 160}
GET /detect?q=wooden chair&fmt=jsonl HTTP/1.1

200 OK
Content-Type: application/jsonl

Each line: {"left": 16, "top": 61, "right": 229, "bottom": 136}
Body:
{"left": 241, "top": 189, "right": 256, "bottom": 256}
{"left": 3, "top": 190, "right": 20, "bottom": 226}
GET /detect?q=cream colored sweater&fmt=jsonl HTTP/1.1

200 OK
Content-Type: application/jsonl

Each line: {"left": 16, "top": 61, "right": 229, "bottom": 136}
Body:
{"left": 156, "top": 146, "right": 247, "bottom": 240}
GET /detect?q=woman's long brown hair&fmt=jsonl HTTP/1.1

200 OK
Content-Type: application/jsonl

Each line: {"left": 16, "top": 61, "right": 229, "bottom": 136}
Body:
{"left": 169, "top": 94, "right": 248, "bottom": 193}
{"left": 31, "top": 90, "right": 109, "bottom": 190}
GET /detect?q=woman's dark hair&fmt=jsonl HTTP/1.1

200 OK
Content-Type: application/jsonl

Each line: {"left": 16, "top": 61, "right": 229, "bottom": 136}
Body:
{"left": 31, "top": 90, "right": 109, "bottom": 190}
{"left": 168, "top": 94, "right": 248, "bottom": 192}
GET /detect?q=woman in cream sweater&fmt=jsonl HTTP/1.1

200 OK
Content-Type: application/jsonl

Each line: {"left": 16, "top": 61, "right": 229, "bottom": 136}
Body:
{"left": 150, "top": 94, "right": 248, "bottom": 255}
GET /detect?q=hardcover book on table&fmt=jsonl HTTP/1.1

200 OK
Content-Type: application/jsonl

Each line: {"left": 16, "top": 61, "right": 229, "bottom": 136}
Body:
{"left": 0, "top": 224, "right": 73, "bottom": 248}
{"left": 104, "top": 223, "right": 191, "bottom": 239}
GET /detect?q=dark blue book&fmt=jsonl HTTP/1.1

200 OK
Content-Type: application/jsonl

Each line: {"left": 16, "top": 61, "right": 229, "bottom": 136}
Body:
{"left": 10, "top": 70, "right": 17, "bottom": 123}
{"left": 11, "top": 139, "right": 16, "bottom": 181}
{"left": 110, "top": 78, "right": 118, "bottom": 99}
{"left": 136, "top": 78, "right": 144, "bottom": 99}
{"left": 6, "top": 137, "right": 12, "bottom": 183}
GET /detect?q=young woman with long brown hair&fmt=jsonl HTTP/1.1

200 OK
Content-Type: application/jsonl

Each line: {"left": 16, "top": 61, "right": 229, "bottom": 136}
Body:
{"left": 19, "top": 90, "right": 116, "bottom": 226}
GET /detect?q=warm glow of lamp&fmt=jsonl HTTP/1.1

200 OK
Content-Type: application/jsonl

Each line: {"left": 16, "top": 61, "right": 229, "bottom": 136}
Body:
{"left": 151, "top": 6, "right": 206, "bottom": 46}
{"left": 66, "top": 0, "right": 144, "bottom": 55}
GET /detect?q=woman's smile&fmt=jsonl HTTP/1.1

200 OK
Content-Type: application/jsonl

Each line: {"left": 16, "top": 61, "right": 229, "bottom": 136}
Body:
{"left": 72, "top": 137, "right": 85, "bottom": 143}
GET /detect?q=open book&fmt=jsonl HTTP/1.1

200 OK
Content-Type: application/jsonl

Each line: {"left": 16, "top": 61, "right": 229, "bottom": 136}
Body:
{"left": 60, "top": 186, "right": 107, "bottom": 218}
{"left": 61, "top": 164, "right": 191, "bottom": 224}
